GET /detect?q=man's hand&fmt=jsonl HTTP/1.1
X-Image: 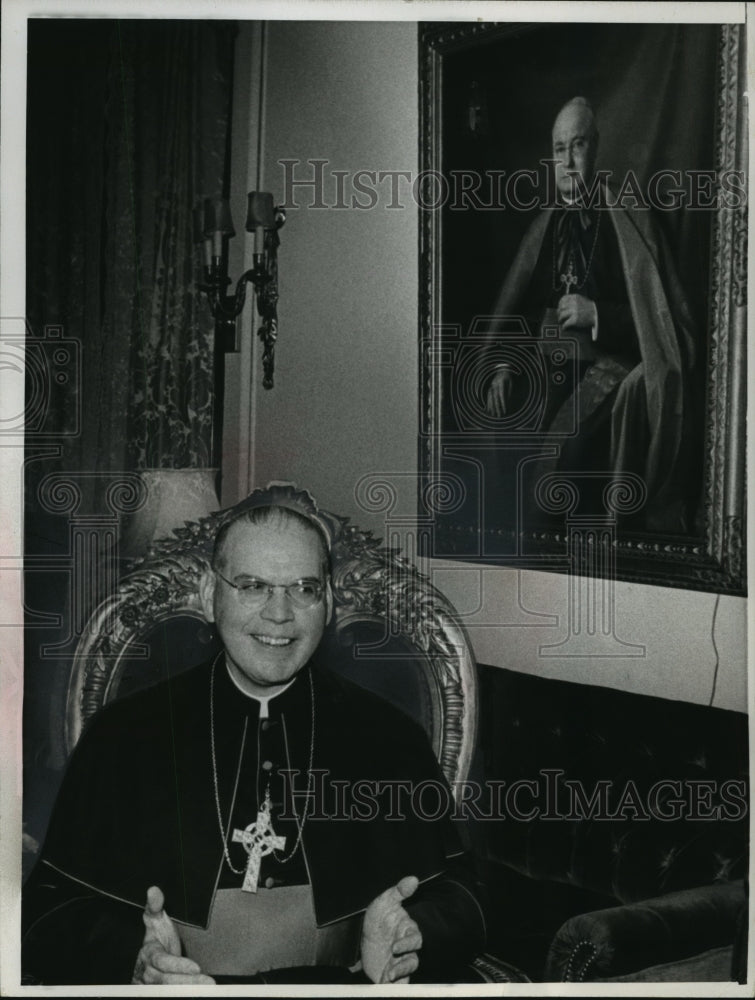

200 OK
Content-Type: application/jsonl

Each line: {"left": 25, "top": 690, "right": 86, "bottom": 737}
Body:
{"left": 360, "top": 875, "right": 423, "bottom": 984}
{"left": 485, "top": 368, "right": 515, "bottom": 417}
{"left": 557, "top": 293, "right": 597, "bottom": 331}
{"left": 131, "top": 885, "right": 215, "bottom": 985}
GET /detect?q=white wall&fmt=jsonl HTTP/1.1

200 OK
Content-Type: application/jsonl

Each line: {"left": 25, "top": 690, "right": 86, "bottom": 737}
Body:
{"left": 431, "top": 561, "right": 747, "bottom": 711}
{"left": 225, "top": 20, "right": 419, "bottom": 534}
{"left": 224, "top": 20, "right": 748, "bottom": 712}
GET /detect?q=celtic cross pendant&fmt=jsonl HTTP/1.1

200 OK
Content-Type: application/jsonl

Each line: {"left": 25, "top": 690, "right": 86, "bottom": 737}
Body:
{"left": 560, "top": 257, "right": 578, "bottom": 296}
{"left": 231, "top": 788, "right": 286, "bottom": 892}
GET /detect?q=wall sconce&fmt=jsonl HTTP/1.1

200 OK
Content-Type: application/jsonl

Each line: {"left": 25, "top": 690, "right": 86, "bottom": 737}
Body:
{"left": 193, "top": 192, "right": 286, "bottom": 390}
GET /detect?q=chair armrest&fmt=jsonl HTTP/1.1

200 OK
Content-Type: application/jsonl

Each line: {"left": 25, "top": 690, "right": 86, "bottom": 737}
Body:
{"left": 545, "top": 880, "right": 745, "bottom": 982}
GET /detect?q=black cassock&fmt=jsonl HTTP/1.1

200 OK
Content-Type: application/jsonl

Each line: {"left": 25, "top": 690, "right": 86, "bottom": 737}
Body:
{"left": 22, "top": 652, "right": 485, "bottom": 984}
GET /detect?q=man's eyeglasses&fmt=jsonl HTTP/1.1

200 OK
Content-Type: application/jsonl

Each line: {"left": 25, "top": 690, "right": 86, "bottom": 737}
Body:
{"left": 213, "top": 569, "right": 325, "bottom": 609}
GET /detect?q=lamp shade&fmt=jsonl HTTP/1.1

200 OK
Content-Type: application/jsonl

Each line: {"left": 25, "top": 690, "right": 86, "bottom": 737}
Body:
{"left": 120, "top": 468, "right": 220, "bottom": 559}
{"left": 203, "top": 197, "right": 235, "bottom": 237}
{"left": 245, "top": 191, "right": 275, "bottom": 231}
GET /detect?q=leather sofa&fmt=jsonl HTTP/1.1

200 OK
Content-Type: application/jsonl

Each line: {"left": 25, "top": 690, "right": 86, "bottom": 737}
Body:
{"left": 474, "top": 663, "right": 749, "bottom": 982}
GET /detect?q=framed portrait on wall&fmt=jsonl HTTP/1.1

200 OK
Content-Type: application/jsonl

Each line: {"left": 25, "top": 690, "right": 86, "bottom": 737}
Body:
{"left": 419, "top": 21, "right": 747, "bottom": 593}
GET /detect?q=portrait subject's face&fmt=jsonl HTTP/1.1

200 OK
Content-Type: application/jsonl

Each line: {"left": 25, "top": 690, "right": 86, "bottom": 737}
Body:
{"left": 551, "top": 103, "right": 598, "bottom": 200}
{"left": 200, "top": 518, "right": 332, "bottom": 696}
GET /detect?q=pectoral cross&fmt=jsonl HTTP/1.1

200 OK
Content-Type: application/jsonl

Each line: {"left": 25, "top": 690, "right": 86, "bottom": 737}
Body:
{"left": 231, "top": 788, "right": 286, "bottom": 892}
{"left": 560, "top": 257, "right": 578, "bottom": 296}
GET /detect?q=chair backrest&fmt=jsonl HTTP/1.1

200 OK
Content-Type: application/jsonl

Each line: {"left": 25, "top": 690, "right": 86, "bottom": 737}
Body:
{"left": 68, "top": 494, "right": 479, "bottom": 789}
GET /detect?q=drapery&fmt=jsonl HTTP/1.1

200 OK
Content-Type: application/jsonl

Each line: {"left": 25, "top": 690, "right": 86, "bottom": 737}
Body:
{"left": 26, "top": 18, "right": 236, "bottom": 481}
{"left": 24, "top": 18, "right": 237, "bottom": 855}
{"left": 120, "top": 21, "right": 235, "bottom": 468}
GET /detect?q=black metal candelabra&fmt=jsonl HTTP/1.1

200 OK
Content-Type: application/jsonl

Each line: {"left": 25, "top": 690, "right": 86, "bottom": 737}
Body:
{"left": 194, "top": 191, "right": 285, "bottom": 469}
{"left": 194, "top": 192, "right": 286, "bottom": 391}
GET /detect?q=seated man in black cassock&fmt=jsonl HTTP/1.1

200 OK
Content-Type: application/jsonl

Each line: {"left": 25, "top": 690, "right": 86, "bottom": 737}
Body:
{"left": 484, "top": 97, "right": 696, "bottom": 531}
{"left": 22, "top": 488, "right": 486, "bottom": 985}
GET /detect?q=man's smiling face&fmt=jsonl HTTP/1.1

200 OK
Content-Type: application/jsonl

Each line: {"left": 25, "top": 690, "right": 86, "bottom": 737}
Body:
{"left": 200, "top": 516, "right": 331, "bottom": 697}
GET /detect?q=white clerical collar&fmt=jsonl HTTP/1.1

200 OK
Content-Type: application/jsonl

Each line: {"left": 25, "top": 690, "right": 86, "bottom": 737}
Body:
{"left": 225, "top": 661, "right": 297, "bottom": 718}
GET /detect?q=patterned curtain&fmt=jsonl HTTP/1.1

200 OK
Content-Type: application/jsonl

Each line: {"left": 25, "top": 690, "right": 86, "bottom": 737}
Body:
{"left": 122, "top": 22, "right": 235, "bottom": 468}
{"left": 23, "top": 20, "right": 237, "bottom": 815}
{"left": 26, "top": 19, "right": 236, "bottom": 485}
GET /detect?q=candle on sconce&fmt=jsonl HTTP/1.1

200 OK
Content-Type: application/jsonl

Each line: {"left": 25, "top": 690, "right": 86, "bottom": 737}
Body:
{"left": 194, "top": 186, "right": 284, "bottom": 391}
{"left": 204, "top": 197, "right": 235, "bottom": 260}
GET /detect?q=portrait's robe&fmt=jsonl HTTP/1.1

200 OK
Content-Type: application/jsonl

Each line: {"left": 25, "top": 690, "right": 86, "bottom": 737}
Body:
{"left": 487, "top": 190, "right": 697, "bottom": 531}
{"left": 22, "top": 654, "right": 485, "bottom": 984}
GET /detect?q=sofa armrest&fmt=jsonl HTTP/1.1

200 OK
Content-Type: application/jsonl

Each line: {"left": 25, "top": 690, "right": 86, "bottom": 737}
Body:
{"left": 545, "top": 880, "right": 745, "bottom": 982}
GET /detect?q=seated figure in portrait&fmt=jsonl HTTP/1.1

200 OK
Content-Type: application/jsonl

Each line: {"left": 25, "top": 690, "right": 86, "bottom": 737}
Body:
{"left": 22, "top": 486, "right": 486, "bottom": 986}
{"left": 484, "top": 97, "right": 697, "bottom": 532}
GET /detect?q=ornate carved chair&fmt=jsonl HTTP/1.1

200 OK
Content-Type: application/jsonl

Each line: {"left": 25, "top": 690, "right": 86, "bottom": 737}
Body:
{"left": 66, "top": 487, "right": 525, "bottom": 984}
{"left": 67, "top": 492, "right": 477, "bottom": 778}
